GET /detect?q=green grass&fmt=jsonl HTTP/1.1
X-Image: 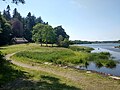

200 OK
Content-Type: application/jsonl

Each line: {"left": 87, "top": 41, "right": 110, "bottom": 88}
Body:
{"left": 0, "top": 50, "right": 81, "bottom": 89}
{"left": 2, "top": 65, "right": 81, "bottom": 90}
{"left": 1, "top": 59, "right": 120, "bottom": 90}
{"left": 0, "top": 59, "right": 25, "bottom": 86}
{"left": 12, "top": 48, "right": 94, "bottom": 66}
{"left": 0, "top": 61, "right": 81, "bottom": 89}
{"left": 69, "top": 45, "right": 94, "bottom": 53}
{"left": 0, "top": 43, "right": 116, "bottom": 68}
{"left": 1, "top": 44, "right": 120, "bottom": 90}
{"left": 7, "top": 44, "right": 116, "bottom": 68}
{"left": 0, "top": 43, "right": 42, "bottom": 55}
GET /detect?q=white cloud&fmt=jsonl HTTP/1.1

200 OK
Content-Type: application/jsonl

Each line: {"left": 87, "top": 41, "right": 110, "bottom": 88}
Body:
{"left": 70, "top": 0, "right": 87, "bottom": 9}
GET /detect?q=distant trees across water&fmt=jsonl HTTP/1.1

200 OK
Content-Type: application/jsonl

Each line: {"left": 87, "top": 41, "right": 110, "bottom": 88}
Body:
{"left": 69, "top": 40, "right": 92, "bottom": 44}
{"left": 70, "top": 40, "right": 120, "bottom": 45}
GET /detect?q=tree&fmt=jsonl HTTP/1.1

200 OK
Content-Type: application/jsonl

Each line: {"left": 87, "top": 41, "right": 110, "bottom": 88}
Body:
{"left": 26, "top": 12, "right": 36, "bottom": 30}
{"left": 54, "top": 26, "right": 69, "bottom": 39}
{"left": 24, "top": 12, "right": 36, "bottom": 42}
{"left": 49, "top": 29, "right": 56, "bottom": 47}
{"left": 32, "top": 23, "right": 44, "bottom": 46}
{"left": 54, "top": 26, "right": 69, "bottom": 47}
{"left": 0, "top": 13, "right": 12, "bottom": 45}
{"left": 36, "top": 16, "right": 43, "bottom": 24}
{"left": 42, "top": 25, "right": 55, "bottom": 46}
{"left": 62, "top": 38, "right": 69, "bottom": 48}
{"left": 2, "top": 0, "right": 25, "bottom": 4}
{"left": 13, "top": 8, "right": 22, "bottom": 21}
{"left": 3, "top": 5, "right": 11, "bottom": 20}
{"left": 32, "top": 23, "right": 56, "bottom": 46}
{"left": 6, "top": 5, "right": 10, "bottom": 11}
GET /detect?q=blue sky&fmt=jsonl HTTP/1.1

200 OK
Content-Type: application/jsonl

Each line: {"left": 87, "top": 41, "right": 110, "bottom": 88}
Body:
{"left": 0, "top": 0, "right": 120, "bottom": 41}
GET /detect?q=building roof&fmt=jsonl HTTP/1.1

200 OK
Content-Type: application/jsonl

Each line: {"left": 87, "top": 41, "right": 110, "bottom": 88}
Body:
{"left": 12, "top": 37, "right": 28, "bottom": 44}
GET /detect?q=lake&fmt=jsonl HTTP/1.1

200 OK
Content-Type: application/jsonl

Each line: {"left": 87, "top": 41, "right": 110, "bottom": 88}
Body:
{"left": 77, "top": 43, "right": 120, "bottom": 76}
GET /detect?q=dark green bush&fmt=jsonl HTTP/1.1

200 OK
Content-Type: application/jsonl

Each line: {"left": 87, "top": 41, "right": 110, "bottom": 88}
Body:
{"left": 106, "top": 60, "right": 116, "bottom": 68}
{"left": 0, "top": 51, "right": 4, "bottom": 66}
{"left": 69, "top": 46, "right": 94, "bottom": 53}
{"left": 95, "top": 61, "right": 103, "bottom": 68}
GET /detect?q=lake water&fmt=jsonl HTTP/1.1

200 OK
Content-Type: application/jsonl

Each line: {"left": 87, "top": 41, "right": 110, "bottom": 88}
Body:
{"left": 77, "top": 43, "right": 120, "bottom": 76}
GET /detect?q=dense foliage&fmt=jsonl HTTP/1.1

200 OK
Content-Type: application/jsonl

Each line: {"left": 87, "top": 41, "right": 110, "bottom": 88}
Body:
{"left": 0, "top": 13, "right": 12, "bottom": 45}
{"left": 0, "top": 6, "right": 69, "bottom": 47}
{"left": 32, "top": 24, "right": 69, "bottom": 47}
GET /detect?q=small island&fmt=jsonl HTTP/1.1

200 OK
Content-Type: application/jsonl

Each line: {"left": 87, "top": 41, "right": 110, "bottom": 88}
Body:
{"left": 114, "top": 45, "right": 120, "bottom": 49}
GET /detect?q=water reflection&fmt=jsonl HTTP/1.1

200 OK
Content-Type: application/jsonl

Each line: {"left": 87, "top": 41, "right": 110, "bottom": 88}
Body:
{"left": 78, "top": 43, "right": 120, "bottom": 76}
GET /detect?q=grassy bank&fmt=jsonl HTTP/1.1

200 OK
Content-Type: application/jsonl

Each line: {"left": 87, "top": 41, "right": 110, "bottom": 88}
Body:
{"left": 69, "top": 45, "right": 94, "bottom": 53}
{"left": 0, "top": 43, "right": 117, "bottom": 68}
{"left": 9, "top": 44, "right": 117, "bottom": 68}
{"left": 0, "top": 43, "right": 120, "bottom": 90}
{"left": 1, "top": 64, "right": 81, "bottom": 90}
{"left": 0, "top": 52, "right": 24, "bottom": 86}
{"left": 2, "top": 62, "right": 120, "bottom": 90}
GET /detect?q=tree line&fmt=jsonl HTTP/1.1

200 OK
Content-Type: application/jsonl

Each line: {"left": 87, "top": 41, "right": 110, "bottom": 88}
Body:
{"left": 0, "top": 5, "right": 69, "bottom": 47}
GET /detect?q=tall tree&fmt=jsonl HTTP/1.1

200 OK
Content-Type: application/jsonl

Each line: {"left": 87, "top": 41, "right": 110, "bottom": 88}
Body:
{"left": 42, "top": 25, "right": 55, "bottom": 46}
{"left": 3, "top": 5, "right": 11, "bottom": 20}
{"left": 36, "top": 16, "right": 43, "bottom": 24}
{"left": 32, "top": 23, "right": 44, "bottom": 46}
{"left": 32, "top": 24, "right": 56, "bottom": 46}
{"left": 13, "top": 8, "right": 22, "bottom": 21}
{"left": 11, "top": 8, "right": 24, "bottom": 38}
{"left": 0, "top": 13, "right": 12, "bottom": 45}
{"left": 54, "top": 26, "right": 69, "bottom": 39}
{"left": 6, "top": 5, "right": 10, "bottom": 11}
{"left": 2, "top": 0, "right": 25, "bottom": 4}
{"left": 24, "top": 12, "right": 36, "bottom": 42}
{"left": 54, "top": 26, "right": 69, "bottom": 47}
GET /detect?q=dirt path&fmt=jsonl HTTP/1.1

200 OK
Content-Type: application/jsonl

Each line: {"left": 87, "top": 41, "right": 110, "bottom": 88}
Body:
{"left": 5, "top": 53, "right": 120, "bottom": 90}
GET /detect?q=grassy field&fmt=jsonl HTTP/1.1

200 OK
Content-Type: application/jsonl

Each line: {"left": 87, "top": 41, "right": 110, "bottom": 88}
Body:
{"left": 0, "top": 43, "right": 120, "bottom": 90}
{"left": 0, "top": 59, "right": 24, "bottom": 86}
{"left": 4, "top": 44, "right": 116, "bottom": 68}
{"left": 2, "top": 64, "right": 82, "bottom": 90}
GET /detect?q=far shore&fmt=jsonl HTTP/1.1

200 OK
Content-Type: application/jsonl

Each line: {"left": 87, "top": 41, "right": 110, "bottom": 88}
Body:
{"left": 114, "top": 45, "right": 120, "bottom": 49}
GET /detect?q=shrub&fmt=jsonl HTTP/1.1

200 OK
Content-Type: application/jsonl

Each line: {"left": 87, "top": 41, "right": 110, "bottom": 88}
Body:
{"left": 95, "top": 61, "right": 103, "bottom": 68}
{"left": 106, "top": 60, "right": 116, "bottom": 68}
{"left": 69, "top": 46, "right": 93, "bottom": 53}
{"left": 0, "top": 51, "right": 4, "bottom": 66}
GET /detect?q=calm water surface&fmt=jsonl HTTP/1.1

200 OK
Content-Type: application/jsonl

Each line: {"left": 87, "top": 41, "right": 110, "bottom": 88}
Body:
{"left": 78, "top": 43, "right": 120, "bottom": 76}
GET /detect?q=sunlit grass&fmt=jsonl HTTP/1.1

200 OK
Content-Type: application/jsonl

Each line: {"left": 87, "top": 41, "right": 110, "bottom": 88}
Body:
{"left": 0, "top": 43, "right": 117, "bottom": 68}
{"left": 69, "top": 45, "right": 94, "bottom": 53}
{"left": 4, "top": 43, "right": 116, "bottom": 68}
